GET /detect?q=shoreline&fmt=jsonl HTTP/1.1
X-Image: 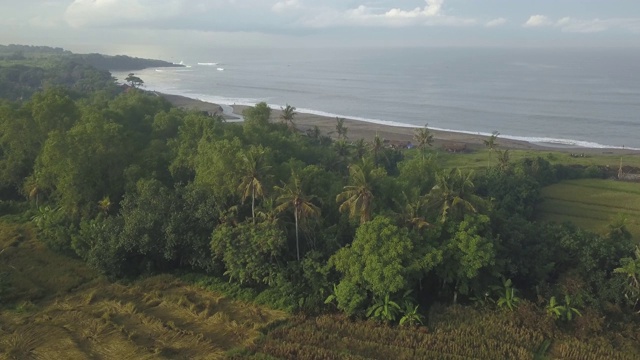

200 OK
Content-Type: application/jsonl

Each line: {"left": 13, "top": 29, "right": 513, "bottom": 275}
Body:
{"left": 160, "top": 92, "right": 640, "bottom": 155}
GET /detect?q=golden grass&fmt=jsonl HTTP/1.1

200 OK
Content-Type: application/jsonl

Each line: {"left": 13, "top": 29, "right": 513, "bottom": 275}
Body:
{"left": 0, "top": 222, "right": 287, "bottom": 359}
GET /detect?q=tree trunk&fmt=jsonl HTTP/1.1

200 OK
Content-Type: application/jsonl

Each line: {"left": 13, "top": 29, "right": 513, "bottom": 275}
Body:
{"left": 295, "top": 208, "right": 300, "bottom": 261}
{"left": 251, "top": 185, "right": 255, "bottom": 224}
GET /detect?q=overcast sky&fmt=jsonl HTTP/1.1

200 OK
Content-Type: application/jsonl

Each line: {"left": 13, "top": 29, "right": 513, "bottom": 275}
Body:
{"left": 1, "top": 0, "right": 639, "bottom": 58}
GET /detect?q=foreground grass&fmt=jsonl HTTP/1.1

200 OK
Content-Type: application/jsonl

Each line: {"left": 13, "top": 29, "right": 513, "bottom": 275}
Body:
{"left": 0, "top": 222, "right": 287, "bottom": 359}
{"left": 538, "top": 179, "right": 640, "bottom": 239}
{"left": 232, "top": 304, "right": 640, "bottom": 360}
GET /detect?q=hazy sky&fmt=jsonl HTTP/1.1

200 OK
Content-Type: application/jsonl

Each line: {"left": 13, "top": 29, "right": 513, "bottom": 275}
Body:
{"left": 1, "top": 0, "right": 639, "bottom": 58}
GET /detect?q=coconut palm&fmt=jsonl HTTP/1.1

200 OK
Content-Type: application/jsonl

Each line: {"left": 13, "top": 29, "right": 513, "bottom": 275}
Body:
{"left": 274, "top": 173, "right": 320, "bottom": 261}
{"left": 306, "top": 125, "right": 321, "bottom": 143}
{"left": 394, "top": 192, "right": 431, "bottom": 230}
{"left": 238, "top": 147, "right": 272, "bottom": 223}
{"left": 354, "top": 138, "right": 368, "bottom": 160}
{"left": 280, "top": 104, "right": 297, "bottom": 130}
{"left": 97, "top": 196, "right": 111, "bottom": 216}
{"left": 483, "top": 131, "right": 499, "bottom": 167}
{"left": 428, "top": 168, "right": 483, "bottom": 223}
{"left": 370, "top": 133, "right": 386, "bottom": 167}
{"left": 414, "top": 124, "right": 434, "bottom": 159}
{"left": 336, "top": 159, "right": 380, "bottom": 224}
{"left": 335, "top": 117, "right": 348, "bottom": 140}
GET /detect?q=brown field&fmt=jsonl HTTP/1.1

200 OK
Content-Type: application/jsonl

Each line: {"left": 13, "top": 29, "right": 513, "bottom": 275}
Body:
{"left": 0, "top": 222, "right": 287, "bottom": 359}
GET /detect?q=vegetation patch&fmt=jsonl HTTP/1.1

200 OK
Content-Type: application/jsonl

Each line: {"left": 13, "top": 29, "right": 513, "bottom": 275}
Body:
{"left": 538, "top": 179, "right": 640, "bottom": 239}
{"left": 232, "top": 305, "right": 639, "bottom": 360}
{"left": 0, "top": 222, "right": 287, "bottom": 359}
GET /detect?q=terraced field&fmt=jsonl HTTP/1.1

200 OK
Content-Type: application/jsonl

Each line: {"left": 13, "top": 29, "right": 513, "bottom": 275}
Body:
{"left": 232, "top": 307, "right": 639, "bottom": 360}
{"left": 538, "top": 179, "right": 640, "bottom": 239}
{"left": 0, "top": 223, "right": 287, "bottom": 359}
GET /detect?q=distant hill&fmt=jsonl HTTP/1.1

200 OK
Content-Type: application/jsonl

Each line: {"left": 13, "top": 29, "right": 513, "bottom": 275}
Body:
{"left": 0, "top": 44, "right": 183, "bottom": 71}
{"left": 72, "top": 53, "right": 182, "bottom": 71}
{"left": 0, "top": 44, "right": 183, "bottom": 100}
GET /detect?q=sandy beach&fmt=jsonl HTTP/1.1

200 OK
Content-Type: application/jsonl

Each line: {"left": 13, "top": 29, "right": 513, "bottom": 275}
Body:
{"left": 161, "top": 93, "right": 639, "bottom": 156}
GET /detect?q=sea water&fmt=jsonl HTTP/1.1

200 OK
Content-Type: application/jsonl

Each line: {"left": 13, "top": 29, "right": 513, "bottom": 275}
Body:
{"left": 113, "top": 47, "right": 640, "bottom": 149}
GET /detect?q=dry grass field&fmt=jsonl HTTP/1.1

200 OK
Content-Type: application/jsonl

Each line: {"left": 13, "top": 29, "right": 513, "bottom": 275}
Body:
{"left": 0, "top": 222, "right": 287, "bottom": 360}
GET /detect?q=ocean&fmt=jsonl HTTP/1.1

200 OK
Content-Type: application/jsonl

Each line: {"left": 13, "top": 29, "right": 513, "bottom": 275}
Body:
{"left": 113, "top": 47, "right": 640, "bottom": 149}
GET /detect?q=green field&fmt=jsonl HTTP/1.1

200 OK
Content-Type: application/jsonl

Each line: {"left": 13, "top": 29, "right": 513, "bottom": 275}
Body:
{"left": 435, "top": 148, "right": 640, "bottom": 170}
{"left": 538, "top": 179, "right": 640, "bottom": 239}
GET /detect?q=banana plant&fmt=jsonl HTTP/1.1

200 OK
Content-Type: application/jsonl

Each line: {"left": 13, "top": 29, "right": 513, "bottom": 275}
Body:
{"left": 366, "top": 293, "right": 402, "bottom": 323}
{"left": 399, "top": 303, "right": 425, "bottom": 327}
{"left": 495, "top": 278, "right": 520, "bottom": 311}
{"left": 545, "top": 296, "right": 564, "bottom": 320}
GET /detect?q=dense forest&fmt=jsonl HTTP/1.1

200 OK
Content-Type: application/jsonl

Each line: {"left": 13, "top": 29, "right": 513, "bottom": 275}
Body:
{"left": 0, "top": 50, "right": 639, "bottom": 359}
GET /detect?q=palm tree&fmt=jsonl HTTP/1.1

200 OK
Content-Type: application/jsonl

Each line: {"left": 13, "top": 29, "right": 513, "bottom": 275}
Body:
{"left": 354, "top": 138, "right": 368, "bottom": 160}
{"left": 274, "top": 173, "right": 320, "bottom": 261}
{"left": 428, "top": 168, "right": 482, "bottom": 223}
{"left": 483, "top": 131, "right": 499, "bottom": 167}
{"left": 280, "top": 104, "right": 297, "bottom": 131}
{"left": 306, "top": 125, "right": 321, "bottom": 143}
{"left": 238, "top": 147, "right": 272, "bottom": 223}
{"left": 97, "top": 196, "right": 111, "bottom": 216}
{"left": 414, "top": 124, "right": 434, "bottom": 159}
{"left": 370, "top": 133, "right": 385, "bottom": 166}
{"left": 496, "top": 149, "right": 510, "bottom": 171}
{"left": 394, "top": 192, "right": 431, "bottom": 230}
{"left": 335, "top": 117, "right": 348, "bottom": 140}
{"left": 336, "top": 159, "right": 379, "bottom": 224}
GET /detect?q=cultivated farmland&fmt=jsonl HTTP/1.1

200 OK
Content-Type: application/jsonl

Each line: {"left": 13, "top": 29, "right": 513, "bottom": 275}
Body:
{"left": 538, "top": 179, "right": 640, "bottom": 239}
{"left": 232, "top": 305, "right": 639, "bottom": 360}
{"left": 0, "top": 222, "right": 287, "bottom": 359}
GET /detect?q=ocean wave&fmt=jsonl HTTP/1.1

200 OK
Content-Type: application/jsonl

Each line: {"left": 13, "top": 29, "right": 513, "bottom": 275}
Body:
{"left": 197, "top": 62, "right": 218, "bottom": 66}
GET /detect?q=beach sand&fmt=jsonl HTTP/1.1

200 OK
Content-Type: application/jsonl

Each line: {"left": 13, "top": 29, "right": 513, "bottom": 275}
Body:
{"left": 161, "top": 92, "right": 639, "bottom": 156}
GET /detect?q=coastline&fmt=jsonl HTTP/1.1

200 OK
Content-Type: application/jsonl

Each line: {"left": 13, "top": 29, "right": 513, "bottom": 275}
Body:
{"left": 160, "top": 92, "right": 640, "bottom": 155}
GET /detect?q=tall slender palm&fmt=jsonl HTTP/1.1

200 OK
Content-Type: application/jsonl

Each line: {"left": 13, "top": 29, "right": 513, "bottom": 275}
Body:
{"left": 336, "top": 159, "right": 379, "bottom": 224}
{"left": 306, "top": 125, "right": 321, "bottom": 143}
{"left": 238, "top": 147, "right": 272, "bottom": 223}
{"left": 354, "top": 138, "right": 368, "bottom": 160}
{"left": 371, "top": 133, "right": 385, "bottom": 166}
{"left": 414, "top": 124, "right": 434, "bottom": 159}
{"left": 274, "top": 174, "right": 320, "bottom": 260}
{"left": 483, "top": 131, "right": 499, "bottom": 167}
{"left": 280, "top": 104, "right": 297, "bottom": 131}
{"left": 335, "top": 117, "right": 348, "bottom": 140}
{"left": 429, "top": 168, "right": 483, "bottom": 223}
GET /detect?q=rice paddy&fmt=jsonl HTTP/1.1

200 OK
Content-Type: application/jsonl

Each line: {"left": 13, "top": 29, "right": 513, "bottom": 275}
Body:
{"left": 538, "top": 179, "right": 640, "bottom": 239}
{"left": 0, "top": 222, "right": 287, "bottom": 359}
{"left": 232, "top": 304, "right": 639, "bottom": 360}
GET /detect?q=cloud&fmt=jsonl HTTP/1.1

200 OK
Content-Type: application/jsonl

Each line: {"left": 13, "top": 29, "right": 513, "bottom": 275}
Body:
{"left": 522, "top": 14, "right": 640, "bottom": 33}
{"left": 556, "top": 17, "right": 640, "bottom": 33}
{"left": 272, "top": 0, "right": 301, "bottom": 13}
{"left": 64, "top": 0, "right": 185, "bottom": 28}
{"left": 523, "top": 15, "right": 553, "bottom": 28}
{"left": 303, "top": 0, "right": 476, "bottom": 28}
{"left": 485, "top": 17, "right": 507, "bottom": 28}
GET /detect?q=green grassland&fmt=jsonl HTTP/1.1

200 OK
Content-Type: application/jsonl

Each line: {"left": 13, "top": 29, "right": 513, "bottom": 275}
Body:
{"left": 436, "top": 148, "right": 640, "bottom": 170}
{"left": 0, "top": 222, "right": 287, "bottom": 359}
{"left": 538, "top": 179, "right": 640, "bottom": 239}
